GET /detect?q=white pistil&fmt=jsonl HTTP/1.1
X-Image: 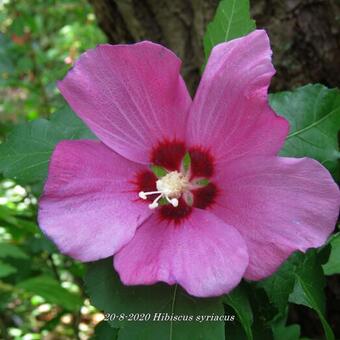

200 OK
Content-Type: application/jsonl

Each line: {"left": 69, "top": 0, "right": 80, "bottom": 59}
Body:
{"left": 138, "top": 171, "right": 188, "bottom": 209}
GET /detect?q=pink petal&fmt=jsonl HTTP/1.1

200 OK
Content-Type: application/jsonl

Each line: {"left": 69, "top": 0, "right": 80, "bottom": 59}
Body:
{"left": 187, "top": 30, "right": 289, "bottom": 162}
{"left": 211, "top": 156, "right": 340, "bottom": 280}
{"left": 58, "top": 42, "right": 191, "bottom": 164}
{"left": 114, "top": 209, "right": 249, "bottom": 297}
{"left": 38, "top": 140, "right": 152, "bottom": 262}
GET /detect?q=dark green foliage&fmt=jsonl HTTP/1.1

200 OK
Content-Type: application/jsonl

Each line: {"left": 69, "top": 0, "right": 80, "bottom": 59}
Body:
{"left": 0, "top": 0, "right": 339, "bottom": 339}
{"left": 323, "top": 232, "right": 340, "bottom": 275}
{"left": 270, "top": 84, "right": 340, "bottom": 180}
{"left": 85, "top": 258, "right": 225, "bottom": 340}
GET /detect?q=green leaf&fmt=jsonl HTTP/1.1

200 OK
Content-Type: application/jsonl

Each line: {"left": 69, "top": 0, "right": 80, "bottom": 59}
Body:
{"left": 271, "top": 312, "right": 300, "bottom": 340}
{"left": 29, "top": 234, "right": 58, "bottom": 254}
{"left": 258, "top": 252, "right": 302, "bottom": 317}
{"left": 0, "top": 260, "right": 17, "bottom": 278}
{"left": 223, "top": 284, "right": 253, "bottom": 340}
{"left": 93, "top": 321, "right": 118, "bottom": 340}
{"left": 203, "top": 0, "right": 256, "bottom": 59}
{"left": 270, "top": 84, "right": 340, "bottom": 179}
{"left": 0, "top": 243, "right": 28, "bottom": 259}
{"left": 0, "top": 205, "right": 38, "bottom": 235}
{"left": 323, "top": 232, "right": 340, "bottom": 275}
{"left": 272, "top": 322, "right": 300, "bottom": 340}
{"left": 85, "top": 258, "right": 225, "bottom": 340}
{"left": 17, "top": 275, "right": 82, "bottom": 311}
{"left": 289, "top": 250, "right": 334, "bottom": 340}
{"left": 224, "top": 304, "right": 248, "bottom": 340}
{"left": 0, "top": 105, "right": 95, "bottom": 186}
{"left": 247, "top": 286, "right": 276, "bottom": 339}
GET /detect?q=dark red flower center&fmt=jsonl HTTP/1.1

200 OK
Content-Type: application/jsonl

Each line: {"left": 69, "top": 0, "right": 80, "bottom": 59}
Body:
{"left": 134, "top": 140, "right": 218, "bottom": 224}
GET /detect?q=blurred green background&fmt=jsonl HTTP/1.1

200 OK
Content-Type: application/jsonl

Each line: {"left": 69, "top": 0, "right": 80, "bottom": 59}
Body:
{"left": 0, "top": 1, "right": 106, "bottom": 339}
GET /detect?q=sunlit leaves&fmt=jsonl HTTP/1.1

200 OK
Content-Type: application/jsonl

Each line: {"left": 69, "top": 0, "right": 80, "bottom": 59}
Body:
{"left": 203, "top": 0, "right": 256, "bottom": 59}
{"left": 17, "top": 275, "right": 82, "bottom": 311}
{"left": 0, "top": 0, "right": 106, "bottom": 120}
{"left": 0, "top": 1, "right": 104, "bottom": 338}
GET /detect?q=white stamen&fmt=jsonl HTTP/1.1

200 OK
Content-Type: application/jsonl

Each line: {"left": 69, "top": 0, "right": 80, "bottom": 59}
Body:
{"left": 138, "top": 171, "right": 188, "bottom": 210}
{"left": 139, "top": 190, "right": 161, "bottom": 199}
{"left": 148, "top": 194, "right": 163, "bottom": 209}
{"left": 138, "top": 191, "right": 147, "bottom": 199}
{"left": 170, "top": 198, "right": 179, "bottom": 207}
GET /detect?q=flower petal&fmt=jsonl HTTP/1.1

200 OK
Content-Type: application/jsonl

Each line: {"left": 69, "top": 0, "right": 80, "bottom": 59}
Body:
{"left": 114, "top": 209, "right": 248, "bottom": 297}
{"left": 211, "top": 156, "right": 340, "bottom": 280}
{"left": 58, "top": 42, "right": 191, "bottom": 164}
{"left": 38, "top": 140, "right": 152, "bottom": 262}
{"left": 187, "top": 30, "right": 289, "bottom": 162}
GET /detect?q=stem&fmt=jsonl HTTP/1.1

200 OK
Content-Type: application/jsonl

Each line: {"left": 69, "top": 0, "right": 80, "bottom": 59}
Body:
{"left": 48, "top": 254, "right": 61, "bottom": 283}
{"left": 0, "top": 315, "right": 9, "bottom": 340}
{"left": 72, "top": 309, "right": 81, "bottom": 340}
{"left": 169, "top": 284, "right": 178, "bottom": 340}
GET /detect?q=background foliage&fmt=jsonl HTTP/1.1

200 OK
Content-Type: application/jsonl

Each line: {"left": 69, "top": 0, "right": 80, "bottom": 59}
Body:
{"left": 0, "top": 1, "right": 105, "bottom": 339}
{"left": 0, "top": 0, "right": 339, "bottom": 339}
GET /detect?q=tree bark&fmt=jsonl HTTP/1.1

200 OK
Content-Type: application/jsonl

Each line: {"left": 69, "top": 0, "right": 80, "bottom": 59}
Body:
{"left": 88, "top": 0, "right": 218, "bottom": 94}
{"left": 252, "top": 0, "right": 340, "bottom": 91}
{"left": 89, "top": 0, "right": 339, "bottom": 93}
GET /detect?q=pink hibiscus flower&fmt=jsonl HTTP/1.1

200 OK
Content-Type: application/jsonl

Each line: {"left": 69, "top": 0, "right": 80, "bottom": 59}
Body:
{"left": 38, "top": 30, "right": 339, "bottom": 297}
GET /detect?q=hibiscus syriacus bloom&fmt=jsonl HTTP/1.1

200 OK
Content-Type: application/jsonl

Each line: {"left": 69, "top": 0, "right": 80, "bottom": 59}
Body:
{"left": 38, "top": 30, "right": 339, "bottom": 297}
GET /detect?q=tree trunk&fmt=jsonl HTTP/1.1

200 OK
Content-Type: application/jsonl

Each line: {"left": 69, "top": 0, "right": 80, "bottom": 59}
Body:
{"left": 252, "top": 0, "right": 340, "bottom": 91}
{"left": 89, "top": 0, "right": 339, "bottom": 93}
{"left": 88, "top": 0, "right": 219, "bottom": 94}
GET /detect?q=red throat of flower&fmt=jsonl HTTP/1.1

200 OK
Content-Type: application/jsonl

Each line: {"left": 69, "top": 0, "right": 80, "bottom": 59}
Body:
{"left": 133, "top": 140, "right": 218, "bottom": 224}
